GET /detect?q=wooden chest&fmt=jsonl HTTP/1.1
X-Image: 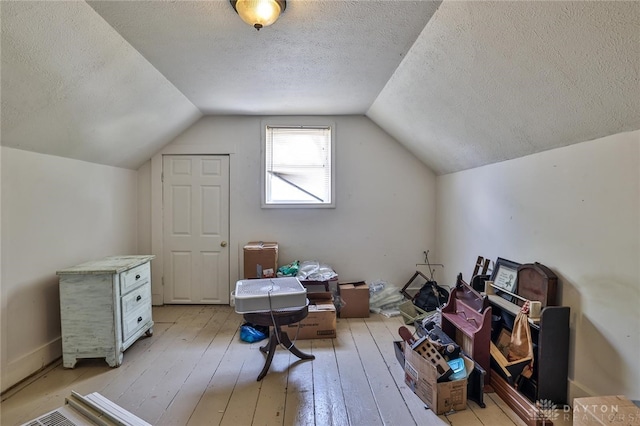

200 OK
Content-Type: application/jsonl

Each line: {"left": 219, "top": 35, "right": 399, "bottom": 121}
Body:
{"left": 516, "top": 262, "right": 557, "bottom": 307}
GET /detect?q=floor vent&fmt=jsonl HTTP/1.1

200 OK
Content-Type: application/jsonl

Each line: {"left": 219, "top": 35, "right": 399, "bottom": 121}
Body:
{"left": 24, "top": 410, "right": 77, "bottom": 426}
{"left": 22, "top": 392, "right": 150, "bottom": 426}
{"left": 26, "top": 410, "right": 77, "bottom": 426}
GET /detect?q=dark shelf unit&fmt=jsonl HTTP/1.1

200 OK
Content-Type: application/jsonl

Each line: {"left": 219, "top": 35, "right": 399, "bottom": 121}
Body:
{"left": 489, "top": 300, "right": 570, "bottom": 423}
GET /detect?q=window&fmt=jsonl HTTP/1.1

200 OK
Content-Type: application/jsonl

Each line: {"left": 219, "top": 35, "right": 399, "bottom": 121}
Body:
{"left": 262, "top": 123, "right": 335, "bottom": 208}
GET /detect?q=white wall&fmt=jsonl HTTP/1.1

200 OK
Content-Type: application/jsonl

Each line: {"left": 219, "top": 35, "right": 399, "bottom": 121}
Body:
{"left": 137, "top": 160, "right": 152, "bottom": 255}
{"left": 435, "top": 130, "right": 640, "bottom": 401}
{"left": 138, "top": 115, "right": 437, "bottom": 303}
{"left": 0, "top": 147, "right": 138, "bottom": 392}
{"left": 0, "top": 146, "right": 3, "bottom": 391}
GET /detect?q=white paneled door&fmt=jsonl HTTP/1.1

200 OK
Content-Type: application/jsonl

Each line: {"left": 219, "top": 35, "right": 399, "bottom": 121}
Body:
{"left": 162, "top": 155, "right": 230, "bottom": 304}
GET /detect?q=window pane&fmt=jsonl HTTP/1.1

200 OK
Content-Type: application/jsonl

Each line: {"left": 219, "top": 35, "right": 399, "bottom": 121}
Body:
{"left": 265, "top": 126, "right": 332, "bottom": 205}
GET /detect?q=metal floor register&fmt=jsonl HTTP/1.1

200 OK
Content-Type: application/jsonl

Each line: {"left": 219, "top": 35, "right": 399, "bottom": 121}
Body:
{"left": 22, "top": 391, "right": 150, "bottom": 426}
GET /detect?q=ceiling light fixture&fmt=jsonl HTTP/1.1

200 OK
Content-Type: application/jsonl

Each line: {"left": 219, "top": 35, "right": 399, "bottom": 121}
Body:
{"left": 230, "top": 0, "right": 286, "bottom": 31}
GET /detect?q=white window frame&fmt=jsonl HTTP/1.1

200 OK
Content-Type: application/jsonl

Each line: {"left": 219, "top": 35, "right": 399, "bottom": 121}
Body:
{"left": 261, "top": 119, "right": 336, "bottom": 209}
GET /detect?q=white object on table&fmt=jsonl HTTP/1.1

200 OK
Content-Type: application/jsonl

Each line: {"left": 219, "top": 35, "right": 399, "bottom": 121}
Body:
{"left": 234, "top": 277, "right": 307, "bottom": 314}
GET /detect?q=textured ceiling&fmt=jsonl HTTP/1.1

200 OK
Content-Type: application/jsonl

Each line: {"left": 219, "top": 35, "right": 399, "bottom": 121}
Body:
{"left": 1, "top": 1, "right": 201, "bottom": 169}
{"left": 1, "top": 1, "right": 639, "bottom": 173}
{"left": 86, "top": 0, "right": 439, "bottom": 115}
{"left": 368, "top": 1, "right": 640, "bottom": 174}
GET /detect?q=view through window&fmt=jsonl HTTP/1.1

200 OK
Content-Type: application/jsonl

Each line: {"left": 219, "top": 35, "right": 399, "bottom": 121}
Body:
{"left": 264, "top": 125, "right": 334, "bottom": 207}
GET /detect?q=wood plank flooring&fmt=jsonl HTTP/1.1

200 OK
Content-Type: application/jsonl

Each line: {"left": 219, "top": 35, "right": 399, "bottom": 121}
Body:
{"left": 0, "top": 305, "right": 527, "bottom": 426}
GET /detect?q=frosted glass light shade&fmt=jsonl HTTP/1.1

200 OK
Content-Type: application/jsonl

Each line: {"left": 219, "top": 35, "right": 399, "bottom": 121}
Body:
{"left": 231, "top": 0, "right": 286, "bottom": 30}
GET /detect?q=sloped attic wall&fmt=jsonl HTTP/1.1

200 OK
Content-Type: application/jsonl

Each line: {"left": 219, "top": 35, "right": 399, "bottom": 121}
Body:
{"left": 369, "top": 1, "right": 640, "bottom": 175}
{"left": 435, "top": 130, "right": 640, "bottom": 401}
{"left": 1, "top": 1, "right": 201, "bottom": 170}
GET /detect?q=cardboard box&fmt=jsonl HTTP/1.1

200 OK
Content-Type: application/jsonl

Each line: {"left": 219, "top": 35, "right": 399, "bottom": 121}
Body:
{"left": 284, "top": 293, "right": 336, "bottom": 339}
{"left": 573, "top": 395, "right": 640, "bottom": 426}
{"left": 403, "top": 342, "right": 474, "bottom": 414}
{"left": 338, "top": 281, "right": 370, "bottom": 318}
{"left": 243, "top": 242, "right": 278, "bottom": 279}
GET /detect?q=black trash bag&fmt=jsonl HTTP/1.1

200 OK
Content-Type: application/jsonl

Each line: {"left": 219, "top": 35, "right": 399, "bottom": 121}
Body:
{"left": 412, "top": 281, "right": 449, "bottom": 312}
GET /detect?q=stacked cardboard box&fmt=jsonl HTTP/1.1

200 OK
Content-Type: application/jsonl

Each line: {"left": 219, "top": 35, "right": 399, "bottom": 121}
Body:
{"left": 243, "top": 242, "right": 278, "bottom": 278}
{"left": 284, "top": 293, "right": 336, "bottom": 340}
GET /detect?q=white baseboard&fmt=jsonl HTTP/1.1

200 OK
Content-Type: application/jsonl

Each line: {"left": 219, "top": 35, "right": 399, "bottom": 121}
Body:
{"left": 568, "top": 379, "right": 597, "bottom": 404}
{"left": 1, "top": 337, "right": 61, "bottom": 394}
{"left": 152, "top": 293, "right": 163, "bottom": 306}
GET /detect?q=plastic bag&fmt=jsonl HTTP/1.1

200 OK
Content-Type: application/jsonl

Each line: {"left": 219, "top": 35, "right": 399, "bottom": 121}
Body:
{"left": 240, "top": 322, "right": 268, "bottom": 343}
{"left": 369, "top": 283, "right": 401, "bottom": 308}
{"left": 296, "top": 260, "right": 338, "bottom": 281}
{"left": 369, "top": 280, "right": 405, "bottom": 314}
{"left": 277, "top": 260, "right": 299, "bottom": 277}
{"left": 368, "top": 279, "right": 387, "bottom": 296}
{"left": 379, "top": 308, "right": 401, "bottom": 318}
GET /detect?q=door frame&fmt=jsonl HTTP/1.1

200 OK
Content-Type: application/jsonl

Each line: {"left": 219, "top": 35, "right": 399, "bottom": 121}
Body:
{"left": 151, "top": 143, "right": 237, "bottom": 306}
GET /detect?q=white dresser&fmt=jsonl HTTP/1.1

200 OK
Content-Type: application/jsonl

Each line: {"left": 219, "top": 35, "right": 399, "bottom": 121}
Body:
{"left": 57, "top": 255, "right": 155, "bottom": 368}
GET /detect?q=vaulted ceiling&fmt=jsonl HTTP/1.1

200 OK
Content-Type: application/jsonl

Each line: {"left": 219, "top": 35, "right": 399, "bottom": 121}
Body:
{"left": 2, "top": 1, "right": 639, "bottom": 174}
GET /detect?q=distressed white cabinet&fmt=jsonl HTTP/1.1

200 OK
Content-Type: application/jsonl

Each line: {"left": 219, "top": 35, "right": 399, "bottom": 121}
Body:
{"left": 57, "top": 255, "right": 155, "bottom": 368}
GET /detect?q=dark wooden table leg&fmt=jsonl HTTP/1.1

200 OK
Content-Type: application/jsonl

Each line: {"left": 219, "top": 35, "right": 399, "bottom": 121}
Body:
{"left": 257, "top": 333, "right": 278, "bottom": 381}
{"left": 279, "top": 328, "right": 314, "bottom": 360}
{"left": 244, "top": 305, "right": 315, "bottom": 381}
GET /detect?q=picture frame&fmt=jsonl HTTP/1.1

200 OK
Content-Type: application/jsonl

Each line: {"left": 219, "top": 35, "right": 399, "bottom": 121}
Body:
{"left": 490, "top": 257, "right": 521, "bottom": 301}
{"left": 400, "top": 271, "right": 430, "bottom": 301}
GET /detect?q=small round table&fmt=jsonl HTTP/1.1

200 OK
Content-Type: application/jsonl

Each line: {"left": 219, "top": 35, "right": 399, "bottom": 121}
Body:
{"left": 243, "top": 304, "right": 315, "bottom": 381}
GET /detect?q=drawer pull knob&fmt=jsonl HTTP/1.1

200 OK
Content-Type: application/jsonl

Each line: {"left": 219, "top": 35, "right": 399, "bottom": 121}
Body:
{"left": 138, "top": 316, "right": 143, "bottom": 323}
{"left": 135, "top": 274, "right": 141, "bottom": 280}
{"left": 136, "top": 295, "right": 142, "bottom": 302}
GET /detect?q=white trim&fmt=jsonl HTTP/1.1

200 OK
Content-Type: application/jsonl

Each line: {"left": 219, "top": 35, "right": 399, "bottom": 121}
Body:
{"left": 260, "top": 118, "right": 336, "bottom": 209}
{"left": 1, "top": 337, "right": 61, "bottom": 393}
{"left": 151, "top": 143, "right": 237, "bottom": 306}
{"left": 568, "top": 379, "right": 599, "bottom": 401}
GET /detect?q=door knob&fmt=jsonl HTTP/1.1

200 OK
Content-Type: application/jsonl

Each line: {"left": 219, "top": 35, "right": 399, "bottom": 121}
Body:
{"left": 221, "top": 241, "right": 228, "bottom": 247}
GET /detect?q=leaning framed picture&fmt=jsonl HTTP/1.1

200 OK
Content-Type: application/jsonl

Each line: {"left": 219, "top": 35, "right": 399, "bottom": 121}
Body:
{"left": 490, "top": 257, "right": 520, "bottom": 301}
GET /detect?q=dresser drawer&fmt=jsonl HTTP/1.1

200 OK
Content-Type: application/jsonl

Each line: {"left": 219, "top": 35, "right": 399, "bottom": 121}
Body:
{"left": 122, "top": 303, "right": 152, "bottom": 342}
{"left": 121, "top": 282, "right": 151, "bottom": 316}
{"left": 120, "top": 262, "right": 150, "bottom": 294}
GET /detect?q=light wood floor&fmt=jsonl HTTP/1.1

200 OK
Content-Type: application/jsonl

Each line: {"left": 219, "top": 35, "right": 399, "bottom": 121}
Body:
{"left": 1, "top": 305, "right": 528, "bottom": 426}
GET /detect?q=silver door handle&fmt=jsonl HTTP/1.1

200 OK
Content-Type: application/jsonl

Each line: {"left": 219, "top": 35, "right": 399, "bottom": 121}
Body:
{"left": 221, "top": 241, "right": 228, "bottom": 247}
